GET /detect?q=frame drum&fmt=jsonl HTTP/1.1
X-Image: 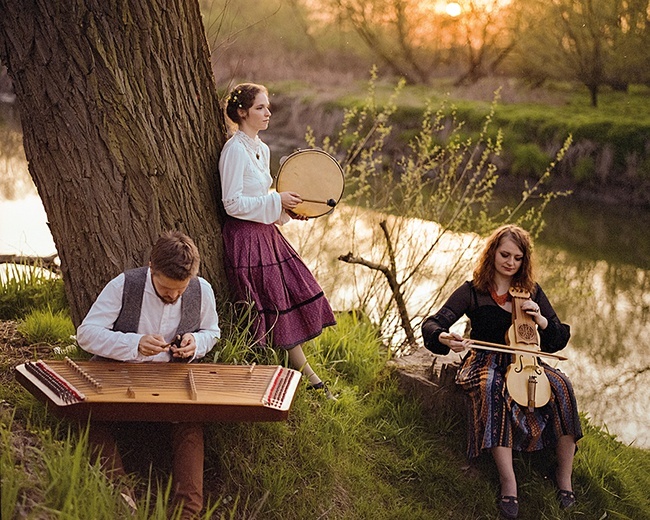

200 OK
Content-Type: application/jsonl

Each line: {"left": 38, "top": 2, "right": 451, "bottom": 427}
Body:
{"left": 276, "top": 149, "right": 344, "bottom": 218}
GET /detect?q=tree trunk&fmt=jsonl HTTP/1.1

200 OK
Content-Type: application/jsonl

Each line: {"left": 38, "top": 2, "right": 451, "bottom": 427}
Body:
{"left": 588, "top": 83, "right": 599, "bottom": 107}
{"left": 0, "top": 0, "right": 229, "bottom": 326}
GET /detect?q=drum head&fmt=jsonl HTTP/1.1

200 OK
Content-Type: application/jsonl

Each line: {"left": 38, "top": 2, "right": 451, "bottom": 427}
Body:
{"left": 276, "top": 149, "right": 344, "bottom": 218}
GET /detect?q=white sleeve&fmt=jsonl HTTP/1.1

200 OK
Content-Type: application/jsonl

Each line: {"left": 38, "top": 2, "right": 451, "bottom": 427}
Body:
{"left": 275, "top": 210, "right": 291, "bottom": 225}
{"left": 76, "top": 274, "right": 142, "bottom": 361}
{"left": 191, "top": 279, "right": 221, "bottom": 360}
{"left": 219, "top": 142, "right": 284, "bottom": 224}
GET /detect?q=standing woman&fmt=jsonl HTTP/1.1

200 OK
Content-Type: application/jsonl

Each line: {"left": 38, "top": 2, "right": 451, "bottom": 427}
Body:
{"left": 421, "top": 225, "right": 582, "bottom": 519}
{"left": 218, "top": 83, "right": 337, "bottom": 399}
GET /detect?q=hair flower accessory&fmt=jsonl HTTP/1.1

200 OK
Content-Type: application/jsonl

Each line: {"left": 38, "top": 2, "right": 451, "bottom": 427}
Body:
{"left": 230, "top": 90, "right": 243, "bottom": 108}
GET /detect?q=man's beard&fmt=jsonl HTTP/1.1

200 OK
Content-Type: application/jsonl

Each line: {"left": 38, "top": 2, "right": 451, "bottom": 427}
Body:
{"left": 153, "top": 284, "right": 180, "bottom": 304}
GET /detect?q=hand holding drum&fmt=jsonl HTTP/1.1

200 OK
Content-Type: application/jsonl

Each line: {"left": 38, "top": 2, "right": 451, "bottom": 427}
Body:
{"left": 276, "top": 149, "right": 344, "bottom": 218}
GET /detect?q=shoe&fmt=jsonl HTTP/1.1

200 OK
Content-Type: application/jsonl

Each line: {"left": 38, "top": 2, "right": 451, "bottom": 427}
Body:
{"left": 557, "top": 489, "right": 576, "bottom": 509}
{"left": 120, "top": 491, "right": 137, "bottom": 515}
{"left": 307, "top": 381, "right": 337, "bottom": 401}
{"left": 497, "top": 495, "right": 519, "bottom": 519}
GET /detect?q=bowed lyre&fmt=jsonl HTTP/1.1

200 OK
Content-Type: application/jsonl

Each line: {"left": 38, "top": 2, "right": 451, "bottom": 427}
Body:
{"left": 504, "top": 286, "right": 552, "bottom": 412}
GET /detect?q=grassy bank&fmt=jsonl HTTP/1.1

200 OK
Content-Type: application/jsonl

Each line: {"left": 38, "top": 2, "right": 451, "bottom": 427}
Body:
{"left": 2, "top": 307, "right": 650, "bottom": 519}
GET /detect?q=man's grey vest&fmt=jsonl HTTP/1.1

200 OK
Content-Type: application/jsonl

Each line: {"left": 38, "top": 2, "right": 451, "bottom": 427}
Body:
{"left": 112, "top": 266, "right": 202, "bottom": 337}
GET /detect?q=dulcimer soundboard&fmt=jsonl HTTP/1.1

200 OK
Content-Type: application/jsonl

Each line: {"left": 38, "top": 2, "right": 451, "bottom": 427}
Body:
{"left": 14, "top": 358, "right": 301, "bottom": 422}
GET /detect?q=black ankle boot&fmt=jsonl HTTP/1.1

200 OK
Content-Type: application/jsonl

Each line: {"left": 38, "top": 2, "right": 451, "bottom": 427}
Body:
{"left": 497, "top": 495, "right": 519, "bottom": 519}
{"left": 307, "top": 381, "right": 337, "bottom": 401}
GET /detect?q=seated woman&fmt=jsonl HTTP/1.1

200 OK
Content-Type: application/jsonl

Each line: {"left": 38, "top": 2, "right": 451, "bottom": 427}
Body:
{"left": 421, "top": 224, "right": 582, "bottom": 519}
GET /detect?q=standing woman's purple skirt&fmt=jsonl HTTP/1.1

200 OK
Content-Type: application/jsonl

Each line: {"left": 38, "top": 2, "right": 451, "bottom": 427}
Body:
{"left": 222, "top": 217, "right": 336, "bottom": 350}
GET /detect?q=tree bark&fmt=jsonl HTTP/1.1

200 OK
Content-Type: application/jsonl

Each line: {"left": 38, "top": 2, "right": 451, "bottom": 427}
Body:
{"left": 0, "top": 0, "right": 228, "bottom": 326}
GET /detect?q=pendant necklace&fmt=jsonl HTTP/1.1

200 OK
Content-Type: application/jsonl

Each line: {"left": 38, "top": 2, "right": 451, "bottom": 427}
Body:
{"left": 237, "top": 131, "right": 261, "bottom": 161}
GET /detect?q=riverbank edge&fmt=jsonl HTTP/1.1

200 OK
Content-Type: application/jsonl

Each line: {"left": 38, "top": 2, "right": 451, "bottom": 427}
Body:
{"left": 265, "top": 88, "right": 650, "bottom": 208}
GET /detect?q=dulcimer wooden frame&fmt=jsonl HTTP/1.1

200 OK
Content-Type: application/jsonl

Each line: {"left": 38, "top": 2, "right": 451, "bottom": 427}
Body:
{"left": 14, "top": 358, "right": 302, "bottom": 423}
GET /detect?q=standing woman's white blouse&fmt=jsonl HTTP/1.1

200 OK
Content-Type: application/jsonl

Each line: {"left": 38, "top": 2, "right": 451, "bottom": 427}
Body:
{"left": 219, "top": 131, "right": 290, "bottom": 225}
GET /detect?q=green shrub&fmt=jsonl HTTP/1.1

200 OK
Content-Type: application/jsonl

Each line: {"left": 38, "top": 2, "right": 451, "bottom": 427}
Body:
{"left": 0, "top": 264, "right": 68, "bottom": 320}
{"left": 511, "top": 143, "right": 551, "bottom": 178}
{"left": 606, "top": 123, "right": 650, "bottom": 166}
{"left": 640, "top": 157, "right": 650, "bottom": 180}
{"left": 17, "top": 308, "right": 75, "bottom": 345}
{"left": 572, "top": 156, "right": 595, "bottom": 184}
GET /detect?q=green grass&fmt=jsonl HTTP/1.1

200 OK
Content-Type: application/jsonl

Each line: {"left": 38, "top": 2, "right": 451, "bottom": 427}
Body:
{"left": 272, "top": 78, "right": 650, "bottom": 192}
{"left": 0, "top": 411, "right": 133, "bottom": 519}
{"left": 272, "top": 78, "right": 650, "bottom": 125}
{"left": 17, "top": 308, "right": 76, "bottom": 345}
{"left": 0, "top": 409, "right": 228, "bottom": 519}
{"left": 2, "top": 310, "right": 650, "bottom": 519}
{"left": 0, "top": 263, "right": 68, "bottom": 320}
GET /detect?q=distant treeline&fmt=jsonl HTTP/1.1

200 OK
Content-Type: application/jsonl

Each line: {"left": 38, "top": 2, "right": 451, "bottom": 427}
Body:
{"left": 204, "top": 0, "right": 650, "bottom": 108}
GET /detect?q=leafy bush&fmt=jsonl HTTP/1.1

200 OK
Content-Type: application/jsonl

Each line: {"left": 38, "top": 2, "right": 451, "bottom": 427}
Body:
{"left": 17, "top": 308, "right": 75, "bottom": 345}
{"left": 572, "top": 156, "right": 595, "bottom": 184}
{"left": 0, "top": 264, "right": 68, "bottom": 320}
{"left": 511, "top": 143, "right": 551, "bottom": 178}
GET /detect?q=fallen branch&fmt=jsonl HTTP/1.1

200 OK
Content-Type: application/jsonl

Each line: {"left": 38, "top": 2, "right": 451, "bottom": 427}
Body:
{"left": 0, "top": 253, "right": 60, "bottom": 273}
{"left": 338, "top": 220, "right": 417, "bottom": 347}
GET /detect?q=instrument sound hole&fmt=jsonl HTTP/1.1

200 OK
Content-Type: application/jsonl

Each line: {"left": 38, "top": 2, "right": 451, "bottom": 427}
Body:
{"left": 518, "top": 323, "right": 536, "bottom": 341}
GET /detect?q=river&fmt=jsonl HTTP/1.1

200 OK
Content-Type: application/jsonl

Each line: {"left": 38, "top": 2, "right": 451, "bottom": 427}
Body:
{"left": 1, "top": 104, "right": 649, "bottom": 449}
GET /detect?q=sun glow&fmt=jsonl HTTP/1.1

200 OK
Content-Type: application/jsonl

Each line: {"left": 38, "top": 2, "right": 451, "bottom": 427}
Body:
{"left": 445, "top": 2, "right": 462, "bottom": 17}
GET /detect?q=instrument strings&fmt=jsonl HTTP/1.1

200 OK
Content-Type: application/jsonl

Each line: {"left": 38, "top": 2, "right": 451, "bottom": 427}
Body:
{"left": 43, "top": 361, "right": 290, "bottom": 401}
{"left": 17, "top": 360, "right": 302, "bottom": 421}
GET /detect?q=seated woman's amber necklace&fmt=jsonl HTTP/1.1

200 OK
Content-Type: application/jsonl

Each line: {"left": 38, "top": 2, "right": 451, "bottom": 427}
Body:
{"left": 490, "top": 287, "right": 511, "bottom": 306}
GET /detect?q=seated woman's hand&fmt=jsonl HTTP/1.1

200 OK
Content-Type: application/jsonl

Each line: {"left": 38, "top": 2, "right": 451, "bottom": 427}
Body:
{"left": 439, "top": 332, "right": 472, "bottom": 353}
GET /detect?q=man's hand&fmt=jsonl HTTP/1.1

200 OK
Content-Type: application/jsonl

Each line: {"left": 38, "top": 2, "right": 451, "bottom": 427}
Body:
{"left": 169, "top": 333, "right": 196, "bottom": 360}
{"left": 138, "top": 334, "right": 170, "bottom": 357}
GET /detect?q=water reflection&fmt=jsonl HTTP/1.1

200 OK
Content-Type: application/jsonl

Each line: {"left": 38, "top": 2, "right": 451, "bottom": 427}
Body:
{"left": 281, "top": 210, "right": 650, "bottom": 449}
{"left": 0, "top": 194, "right": 56, "bottom": 256}
{"left": 283, "top": 206, "right": 481, "bottom": 333}
{"left": 534, "top": 248, "right": 650, "bottom": 448}
{"left": 539, "top": 197, "right": 650, "bottom": 271}
{"left": 0, "top": 120, "right": 34, "bottom": 201}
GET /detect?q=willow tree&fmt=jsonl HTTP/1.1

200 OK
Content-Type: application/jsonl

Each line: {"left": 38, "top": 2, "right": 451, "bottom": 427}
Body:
{"left": 0, "top": 0, "right": 228, "bottom": 325}
{"left": 509, "top": 0, "right": 649, "bottom": 106}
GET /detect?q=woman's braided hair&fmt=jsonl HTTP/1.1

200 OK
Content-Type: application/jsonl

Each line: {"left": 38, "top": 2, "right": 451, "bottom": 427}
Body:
{"left": 225, "top": 83, "right": 268, "bottom": 125}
